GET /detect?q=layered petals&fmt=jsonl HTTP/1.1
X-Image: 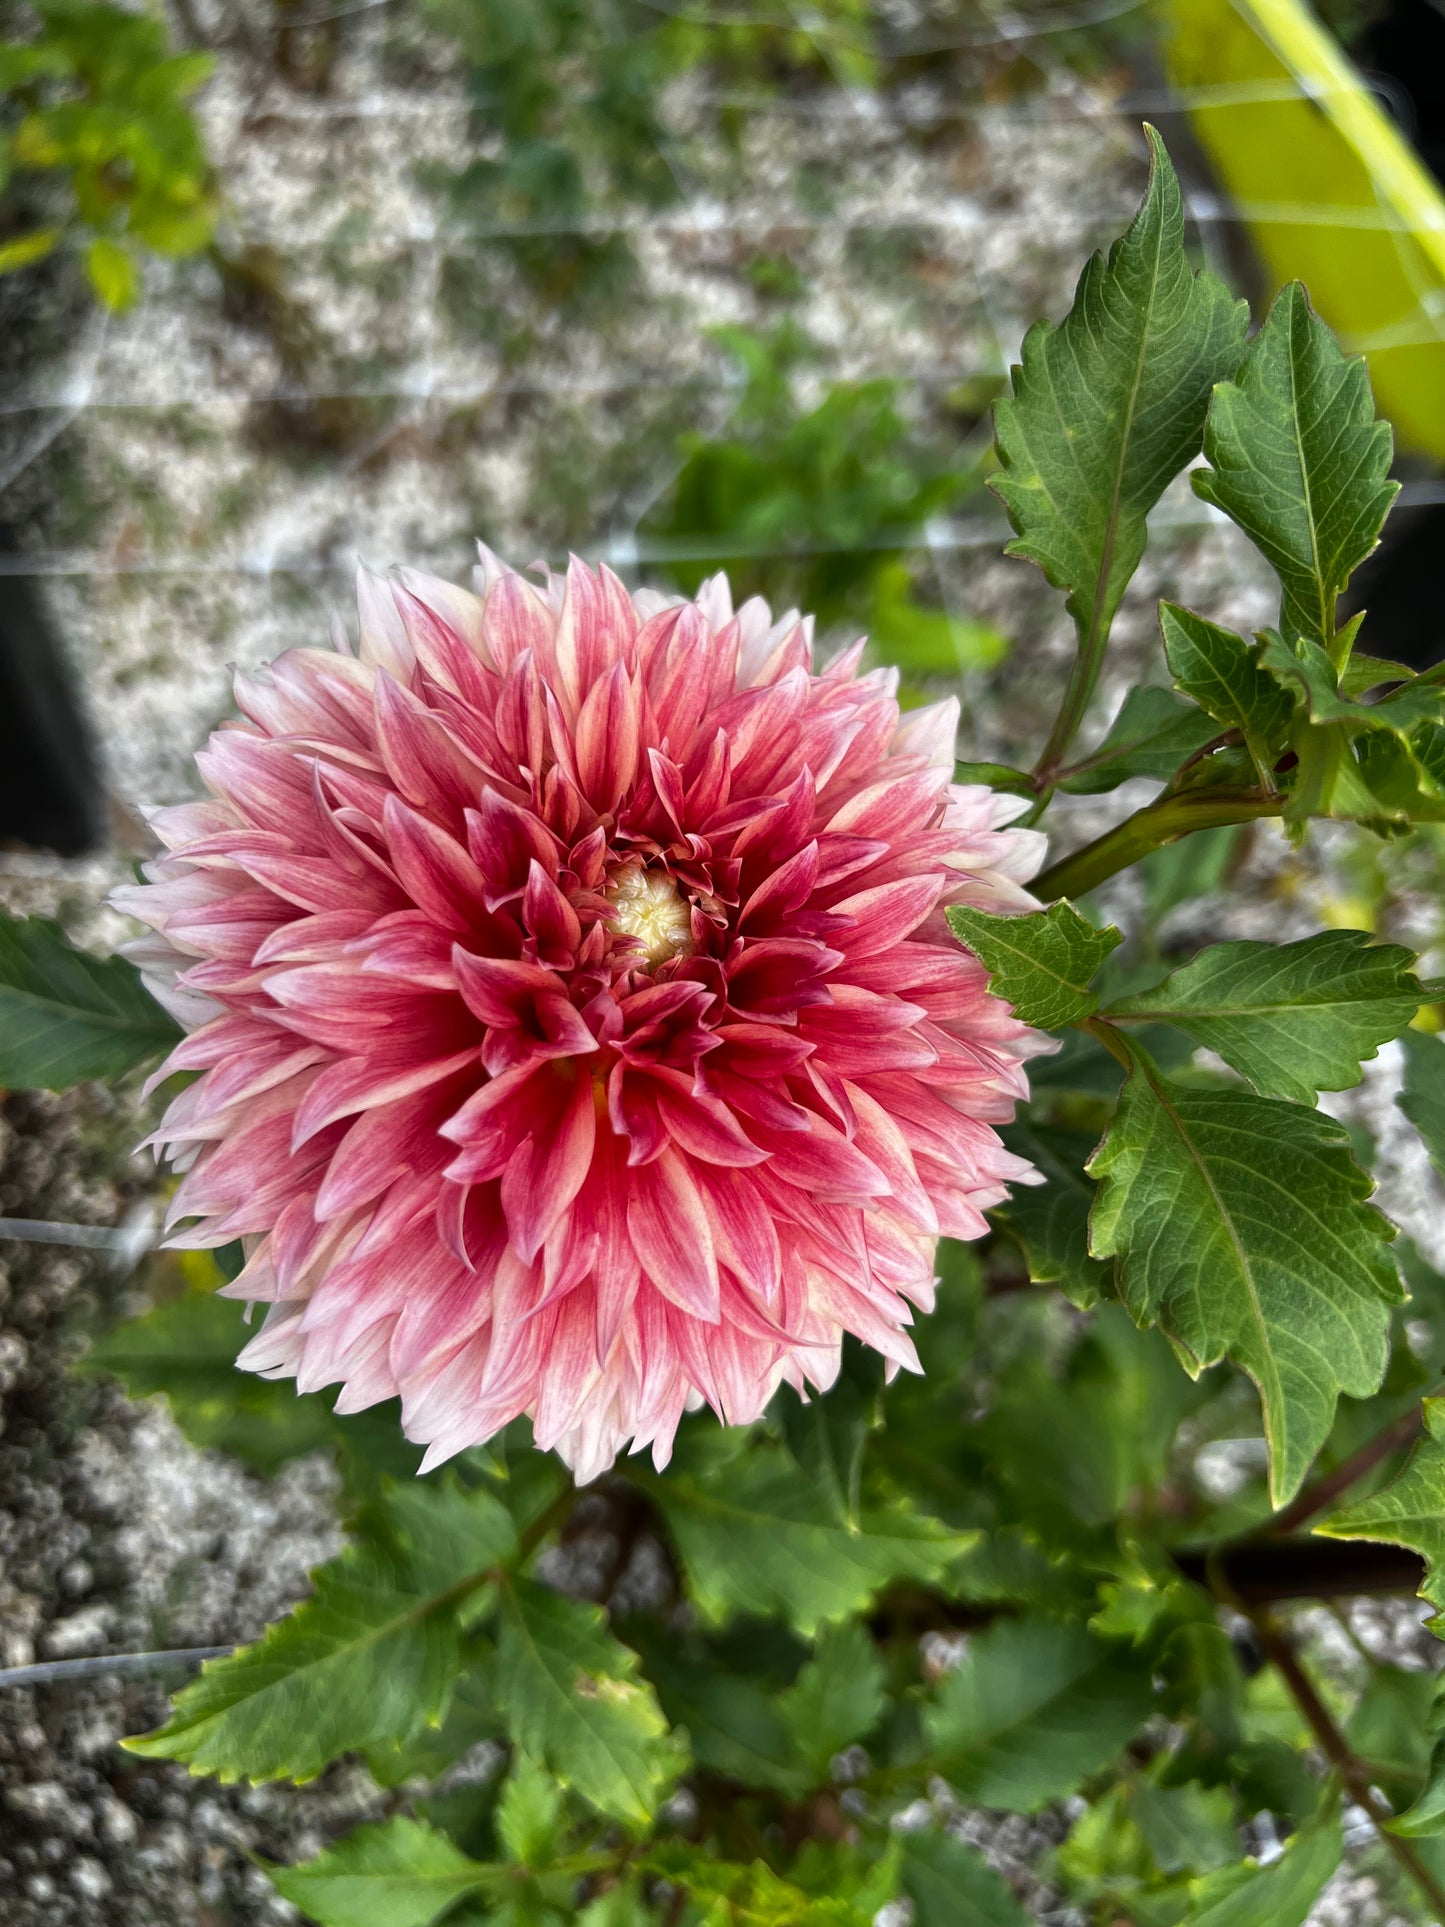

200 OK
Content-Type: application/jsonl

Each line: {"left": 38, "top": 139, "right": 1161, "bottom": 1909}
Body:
{"left": 121, "top": 552, "right": 1048, "bottom": 1481}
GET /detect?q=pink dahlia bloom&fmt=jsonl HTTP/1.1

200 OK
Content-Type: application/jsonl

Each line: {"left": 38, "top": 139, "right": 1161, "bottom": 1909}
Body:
{"left": 116, "top": 553, "right": 1049, "bottom": 1482}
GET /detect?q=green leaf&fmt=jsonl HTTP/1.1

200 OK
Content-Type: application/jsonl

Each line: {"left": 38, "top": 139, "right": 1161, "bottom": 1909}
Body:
{"left": 0, "top": 227, "right": 61, "bottom": 274}
{"left": 1104, "top": 930, "right": 1423, "bottom": 1103}
{"left": 1391, "top": 1731, "right": 1445, "bottom": 1837}
{"left": 954, "top": 760, "right": 1035, "bottom": 792}
{"left": 776, "top": 1340, "right": 883, "bottom": 1529}
{"left": 495, "top": 1751, "right": 563, "bottom": 1868}
{"left": 1087, "top": 1041, "right": 1402, "bottom": 1504}
{"left": 993, "top": 1120, "right": 1111, "bottom": 1309}
{"left": 0, "top": 913, "right": 179, "bottom": 1088}
{"left": 86, "top": 1277, "right": 425, "bottom": 1490}
{"left": 1132, "top": 1781, "right": 1240, "bottom": 1875}
{"left": 628, "top": 1630, "right": 808, "bottom": 1795}
{"left": 922, "top": 1614, "right": 1152, "bottom": 1811}
{"left": 1259, "top": 630, "right": 1445, "bottom": 744}
{"left": 778, "top": 1621, "right": 886, "bottom": 1779}
{"left": 642, "top": 1442, "right": 974, "bottom": 1634}
{"left": 125, "top": 1481, "right": 515, "bottom": 1782}
{"left": 1160, "top": 602, "right": 1292, "bottom": 786}
{"left": 1181, "top": 1807, "right": 1342, "bottom": 1926}
{"left": 641, "top": 1844, "right": 874, "bottom": 1926}
{"left": 990, "top": 126, "right": 1246, "bottom": 679}
{"left": 85, "top": 234, "right": 138, "bottom": 309}
{"left": 1399, "top": 1030, "right": 1445, "bottom": 1177}
{"left": 494, "top": 1576, "right": 680, "bottom": 1825}
{"left": 898, "top": 1829, "right": 1032, "bottom": 1927}
{"left": 1343, "top": 1663, "right": 1435, "bottom": 1787}
{"left": 262, "top": 1818, "right": 493, "bottom": 1927}
{"left": 1195, "top": 279, "right": 1397, "bottom": 649}
{"left": 1320, "top": 1396, "right": 1445, "bottom": 1625}
{"left": 947, "top": 900, "right": 1121, "bottom": 1030}
{"left": 1057, "top": 685, "right": 1223, "bottom": 794}
{"left": 87, "top": 1286, "right": 338, "bottom": 1475}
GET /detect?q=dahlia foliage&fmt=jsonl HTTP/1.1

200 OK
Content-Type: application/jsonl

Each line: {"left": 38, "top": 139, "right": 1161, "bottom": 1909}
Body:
{"left": 117, "top": 554, "right": 1047, "bottom": 1479}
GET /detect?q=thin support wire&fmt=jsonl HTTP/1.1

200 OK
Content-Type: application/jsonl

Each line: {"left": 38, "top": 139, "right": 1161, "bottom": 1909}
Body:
{"left": 0, "top": 1647, "right": 233, "bottom": 1690}
{"left": 0, "top": 1209, "right": 158, "bottom": 1272}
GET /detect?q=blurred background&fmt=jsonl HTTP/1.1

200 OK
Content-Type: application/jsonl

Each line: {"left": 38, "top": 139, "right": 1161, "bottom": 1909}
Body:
{"left": 3, "top": 1, "right": 1445, "bottom": 1922}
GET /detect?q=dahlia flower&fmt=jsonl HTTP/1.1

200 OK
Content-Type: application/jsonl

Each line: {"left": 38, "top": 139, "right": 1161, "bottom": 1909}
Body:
{"left": 116, "top": 553, "right": 1049, "bottom": 1482}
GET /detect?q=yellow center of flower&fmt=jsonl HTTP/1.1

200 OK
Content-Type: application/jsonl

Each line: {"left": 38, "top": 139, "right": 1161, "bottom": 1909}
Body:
{"left": 605, "top": 867, "right": 694, "bottom": 967}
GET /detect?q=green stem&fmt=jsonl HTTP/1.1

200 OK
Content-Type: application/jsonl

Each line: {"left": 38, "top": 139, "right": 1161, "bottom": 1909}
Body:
{"left": 1033, "top": 789, "right": 1282, "bottom": 901}
{"left": 1034, "top": 632, "right": 1111, "bottom": 783}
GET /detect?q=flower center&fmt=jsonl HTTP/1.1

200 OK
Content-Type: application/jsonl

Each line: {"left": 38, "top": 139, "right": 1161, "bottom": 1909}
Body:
{"left": 605, "top": 866, "right": 694, "bottom": 967}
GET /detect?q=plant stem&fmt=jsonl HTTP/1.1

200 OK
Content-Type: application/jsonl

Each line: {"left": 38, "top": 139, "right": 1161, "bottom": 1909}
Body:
{"left": 1268, "top": 1403, "right": 1429, "bottom": 1538}
{"left": 1034, "top": 600, "right": 1118, "bottom": 782}
{"left": 1250, "top": 1610, "right": 1445, "bottom": 1924}
{"left": 1033, "top": 789, "right": 1283, "bottom": 901}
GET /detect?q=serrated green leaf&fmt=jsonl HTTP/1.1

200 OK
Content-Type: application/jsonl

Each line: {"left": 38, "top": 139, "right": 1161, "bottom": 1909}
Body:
{"left": 1180, "top": 1807, "right": 1341, "bottom": 1927}
{"left": 1343, "top": 654, "right": 1417, "bottom": 696}
{"left": 994, "top": 1120, "right": 1111, "bottom": 1308}
{"left": 0, "top": 912, "right": 179, "bottom": 1088}
{"left": 363, "top": 1668, "right": 501, "bottom": 1789}
{"left": 778, "top": 1622, "right": 885, "bottom": 1780}
{"left": 1160, "top": 602, "right": 1292, "bottom": 787}
{"left": 627, "top": 1629, "right": 808, "bottom": 1795}
{"left": 642, "top": 1443, "right": 974, "bottom": 1633}
{"left": 1104, "top": 930, "right": 1423, "bottom": 1103}
{"left": 1320, "top": 1397, "right": 1445, "bottom": 1625}
{"left": 495, "top": 1751, "right": 563, "bottom": 1868}
{"left": 1259, "top": 631, "right": 1445, "bottom": 742}
{"left": 261, "top": 1817, "right": 494, "bottom": 1927}
{"left": 1399, "top": 1030, "right": 1445, "bottom": 1177}
{"left": 1088, "top": 1042, "right": 1402, "bottom": 1505}
{"left": 125, "top": 1481, "right": 514, "bottom": 1782}
{"left": 1057, "top": 685, "right": 1223, "bottom": 794}
{"left": 1194, "top": 279, "right": 1397, "bottom": 649}
{"left": 899, "top": 1829, "right": 1032, "bottom": 1927}
{"left": 947, "top": 900, "right": 1120, "bottom": 1030}
{"left": 494, "top": 1576, "right": 680, "bottom": 1825}
{"left": 922, "top": 1614, "right": 1151, "bottom": 1811}
{"left": 991, "top": 126, "right": 1246, "bottom": 732}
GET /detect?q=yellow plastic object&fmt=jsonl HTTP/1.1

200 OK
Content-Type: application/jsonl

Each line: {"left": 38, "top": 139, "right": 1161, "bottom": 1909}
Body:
{"left": 1162, "top": 0, "right": 1445, "bottom": 458}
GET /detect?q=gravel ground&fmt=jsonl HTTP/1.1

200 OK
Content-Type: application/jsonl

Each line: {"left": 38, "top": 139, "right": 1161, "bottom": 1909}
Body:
{"left": 1, "top": 3, "right": 1443, "bottom": 1923}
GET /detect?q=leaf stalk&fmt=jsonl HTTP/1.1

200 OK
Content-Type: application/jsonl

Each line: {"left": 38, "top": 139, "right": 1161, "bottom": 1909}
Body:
{"left": 1033, "top": 789, "right": 1283, "bottom": 902}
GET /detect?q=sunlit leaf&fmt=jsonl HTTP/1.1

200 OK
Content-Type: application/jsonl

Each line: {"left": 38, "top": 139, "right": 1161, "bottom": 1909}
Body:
{"left": 1104, "top": 930, "right": 1423, "bottom": 1103}
{"left": 126, "top": 1482, "right": 515, "bottom": 1782}
{"left": 1195, "top": 280, "right": 1396, "bottom": 648}
{"left": 495, "top": 1576, "right": 682, "bottom": 1824}
{"left": 947, "top": 900, "right": 1121, "bottom": 1030}
{"left": 991, "top": 126, "right": 1246, "bottom": 708}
